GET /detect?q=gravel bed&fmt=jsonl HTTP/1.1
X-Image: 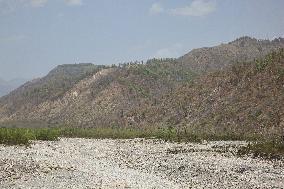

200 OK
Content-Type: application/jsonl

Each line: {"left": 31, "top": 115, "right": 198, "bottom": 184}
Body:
{"left": 0, "top": 138, "right": 283, "bottom": 189}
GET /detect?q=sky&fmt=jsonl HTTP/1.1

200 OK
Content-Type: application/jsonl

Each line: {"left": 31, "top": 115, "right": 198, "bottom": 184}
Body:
{"left": 0, "top": 0, "right": 284, "bottom": 80}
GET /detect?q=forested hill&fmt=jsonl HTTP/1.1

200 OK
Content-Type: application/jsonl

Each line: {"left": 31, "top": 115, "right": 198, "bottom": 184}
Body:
{"left": 179, "top": 36, "right": 284, "bottom": 72}
{"left": 0, "top": 37, "right": 283, "bottom": 139}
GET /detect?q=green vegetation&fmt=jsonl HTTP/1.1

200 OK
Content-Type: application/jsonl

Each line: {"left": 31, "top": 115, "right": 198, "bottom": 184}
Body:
{"left": 117, "top": 77, "right": 150, "bottom": 97}
{"left": 23, "top": 64, "right": 106, "bottom": 100}
{"left": 0, "top": 128, "right": 59, "bottom": 145}
{"left": 0, "top": 127, "right": 191, "bottom": 145}
{"left": 0, "top": 127, "right": 230, "bottom": 145}
{"left": 255, "top": 48, "right": 284, "bottom": 71}
{"left": 129, "top": 58, "right": 197, "bottom": 82}
{"left": 0, "top": 43, "right": 284, "bottom": 160}
{"left": 0, "top": 126, "right": 283, "bottom": 159}
{"left": 0, "top": 126, "right": 259, "bottom": 145}
{"left": 238, "top": 140, "right": 284, "bottom": 159}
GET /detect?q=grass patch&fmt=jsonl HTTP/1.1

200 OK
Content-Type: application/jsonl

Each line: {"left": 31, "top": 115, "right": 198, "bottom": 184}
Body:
{"left": 237, "top": 140, "right": 284, "bottom": 160}
{"left": 57, "top": 127, "right": 201, "bottom": 142}
{"left": 1, "top": 127, "right": 283, "bottom": 159}
{"left": 59, "top": 127, "right": 153, "bottom": 139}
{"left": 0, "top": 126, "right": 256, "bottom": 145}
{"left": 0, "top": 128, "right": 60, "bottom": 145}
{"left": 0, "top": 127, "right": 204, "bottom": 145}
{"left": 34, "top": 128, "right": 60, "bottom": 141}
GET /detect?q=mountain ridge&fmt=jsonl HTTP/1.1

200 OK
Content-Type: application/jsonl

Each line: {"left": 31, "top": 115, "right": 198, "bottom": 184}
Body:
{"left": 178, "top": 36, "right": 284, "bottom": 72}
{"left": 0, "top": 36, "right": 283, "bottom": 138}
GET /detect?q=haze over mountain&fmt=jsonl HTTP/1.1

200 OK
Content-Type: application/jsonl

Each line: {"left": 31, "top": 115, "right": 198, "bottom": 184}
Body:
{"left": 0, "top": 36, "right": 283, "bottom": 139}
{"left": 1, "top": 1, "right": 284, "bottom": 187}
{"left": 0, "top": 78, "right": 27, "bottom": 97}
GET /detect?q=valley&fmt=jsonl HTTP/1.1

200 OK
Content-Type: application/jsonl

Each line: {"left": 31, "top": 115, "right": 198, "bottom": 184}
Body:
{"left": 0, "top": 37, "right": 284, "bottom": 188}
{"left": 2, "top": 1, "right": 284, "bottom": 188}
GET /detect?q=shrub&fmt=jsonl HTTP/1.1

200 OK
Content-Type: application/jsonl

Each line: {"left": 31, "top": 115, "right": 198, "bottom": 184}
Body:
{"left": 0, "top": 128, "right": 59, "bottom": 145}
{"left": 237, "top": 140, "right": 284, "bottom": 159}
{"left": 34, "top": 129, "right": 59, "bottom": 141}
{"left": 0, "top": 128, "right": 34, "bottom": 145}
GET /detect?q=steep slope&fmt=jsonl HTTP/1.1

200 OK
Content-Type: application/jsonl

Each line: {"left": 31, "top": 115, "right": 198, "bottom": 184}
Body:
{"left": 0, "top": 63, "right": 106, "bottom": 121}
{"left": 0, "top": 59, "right": 183, "bottom": 126}
{"left": 132, "top": 49, "right": 284, "bottom": 138}
{"left": 0, "top": 37, "right": 283, "bottom": 135}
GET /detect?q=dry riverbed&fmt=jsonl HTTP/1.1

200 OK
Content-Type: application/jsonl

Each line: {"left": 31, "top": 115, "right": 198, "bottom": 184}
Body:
{"left": 0, "top": 138, "right": 283, "bottom": 189}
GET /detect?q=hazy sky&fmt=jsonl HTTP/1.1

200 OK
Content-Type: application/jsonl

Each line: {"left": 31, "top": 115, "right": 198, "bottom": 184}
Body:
{"left": 0, "top": 0, "right": 284, "bottom": 80}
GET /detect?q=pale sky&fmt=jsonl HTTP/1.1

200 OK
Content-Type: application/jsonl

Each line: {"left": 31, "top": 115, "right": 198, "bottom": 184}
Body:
{"left": 0, "top": 0, "right": 284, "bottom": 80}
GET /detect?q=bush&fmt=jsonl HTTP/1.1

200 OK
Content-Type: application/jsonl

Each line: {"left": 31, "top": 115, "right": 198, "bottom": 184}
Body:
{"left": 0, "top": 128, "right": 59, "bottom": 145}
{"left": 0, "top": 128, "right": 34, "bottom": 145}
{"left": 237, "top": 140, "right": 284, "bottom": 159}
{"left": 1, "top": 127, "right": 283, "bottom": 160}
{"left": 0, "top": 126, "right": 256, "bottom": 146}
{"left": 34, "top": 129, "right": 59, "bottom": 141}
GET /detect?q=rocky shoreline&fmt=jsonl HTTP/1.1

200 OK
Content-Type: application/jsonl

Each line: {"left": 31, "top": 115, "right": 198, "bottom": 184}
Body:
{"left": 1, "top": 138, "right": 283, "bottom": 188}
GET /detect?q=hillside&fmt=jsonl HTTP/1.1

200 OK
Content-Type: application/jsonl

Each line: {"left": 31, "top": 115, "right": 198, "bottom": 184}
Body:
{"left": 179, "top": 36, "right": 284, "bottom": 72}
{"left": 0, "top": 60, "right": 183, "bottom": 126}
{"left": 131, "top": 49, "right": 284, "bottom": 138}
{"left": 0, "top": 37, "right": 283, "bottom": 139}
{"left": 0, "top": 63, "right": 107, "bottom": 121}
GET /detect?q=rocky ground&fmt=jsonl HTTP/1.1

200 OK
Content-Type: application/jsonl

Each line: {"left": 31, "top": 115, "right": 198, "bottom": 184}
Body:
{"left": 0, "top": 138, "right": 283, "bottom": 189}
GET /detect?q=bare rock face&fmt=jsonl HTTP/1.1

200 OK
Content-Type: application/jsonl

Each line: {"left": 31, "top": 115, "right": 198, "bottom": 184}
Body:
{"left": 0, "top": 138, "right": 283, "bottom": 188}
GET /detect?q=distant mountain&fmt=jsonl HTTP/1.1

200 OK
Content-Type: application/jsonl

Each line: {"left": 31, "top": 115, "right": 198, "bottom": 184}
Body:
{"left": 0, "top": 37, "right": 283, "bottom": 138}
{"left": 0, "top": 78, "right": 27, "bottom": 97}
